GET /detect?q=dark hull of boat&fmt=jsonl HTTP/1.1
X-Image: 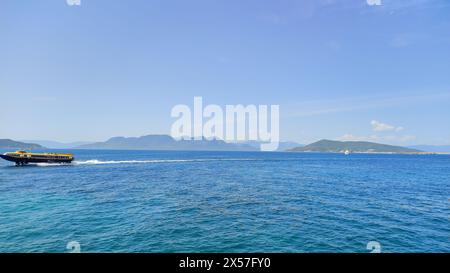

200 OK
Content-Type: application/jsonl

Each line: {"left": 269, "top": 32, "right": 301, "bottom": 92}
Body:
{"left": 0, "top": 154, "right": 73, "bottom": 165}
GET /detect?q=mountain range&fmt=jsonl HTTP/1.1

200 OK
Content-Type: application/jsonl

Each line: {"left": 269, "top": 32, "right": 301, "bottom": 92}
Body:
{"left": 2, "top": 136, "right": 449, "bottom": 153}
{"left": 21, "top": 140, "right": 93, "bottom": 149}
{"left": 75, "top": 135, "right": 258, "bottom": 151}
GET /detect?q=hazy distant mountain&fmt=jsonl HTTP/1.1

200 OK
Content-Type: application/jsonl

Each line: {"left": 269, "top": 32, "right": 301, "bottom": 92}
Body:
{"left": 76, "top": 135, "right": 257, "bottom": 151}
{"left": 237, "top": 141, "right": 303, "bottom": 151}
{"left": 278, "top": 141, "right": 304, "bottom": 151}
{"left": 22, "top": 140, "right": 93, "bottom": 149}
{"left": 408, "top": 145, "right": 450, "bottom": 153}
{"left": 0, "top": 139, "right": 46, "bottom": 150}
{"left": 289, "top": 139, "right": 422, "bottom": 153}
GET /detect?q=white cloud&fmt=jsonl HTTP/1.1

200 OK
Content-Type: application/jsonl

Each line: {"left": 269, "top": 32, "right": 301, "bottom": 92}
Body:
{"left": 371, "top": 120, "right": 403, "bottom": 132}
{"left": 338, "top": 120, "right": 412, "bottom": 144}
{"left": 366, "top": 0, "right": 382, "bottom": 6}
{"left": 67, "top": 0, "right": 81, "bottom": 6}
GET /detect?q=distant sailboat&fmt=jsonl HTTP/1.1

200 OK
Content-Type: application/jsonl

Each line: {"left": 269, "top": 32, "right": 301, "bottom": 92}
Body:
{"left": 344, "top": 150, "right": 350, "bottom": 155}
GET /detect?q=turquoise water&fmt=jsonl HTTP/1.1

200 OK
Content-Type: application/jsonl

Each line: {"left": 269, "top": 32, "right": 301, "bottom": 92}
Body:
{"left": 0, "top": 149, "right": 449, "bottom": 253}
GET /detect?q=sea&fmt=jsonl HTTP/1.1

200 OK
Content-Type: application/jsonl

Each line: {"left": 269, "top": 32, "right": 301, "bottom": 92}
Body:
{"left": 0, "top": 149, "right": 449, "bottom": 253}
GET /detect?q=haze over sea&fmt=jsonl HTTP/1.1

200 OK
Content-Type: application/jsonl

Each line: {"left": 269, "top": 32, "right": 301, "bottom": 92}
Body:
{"left": 0, "top": 149, "right": 449, "bottom": 252}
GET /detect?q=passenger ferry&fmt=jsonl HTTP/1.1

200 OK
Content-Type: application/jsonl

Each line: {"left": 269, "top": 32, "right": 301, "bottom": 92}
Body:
{"left": 0, "top": 150, "right": 74, "bottom": 166}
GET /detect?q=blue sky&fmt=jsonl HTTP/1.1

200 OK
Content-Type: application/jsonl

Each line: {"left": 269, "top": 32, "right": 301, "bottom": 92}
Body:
{"left": 1, "top": 0, "right": 449, "bottom": 145}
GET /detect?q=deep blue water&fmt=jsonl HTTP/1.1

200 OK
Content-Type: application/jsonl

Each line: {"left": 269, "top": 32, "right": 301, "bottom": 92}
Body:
{"left": 0, "top": 149, "right": 449, "bottom": 253}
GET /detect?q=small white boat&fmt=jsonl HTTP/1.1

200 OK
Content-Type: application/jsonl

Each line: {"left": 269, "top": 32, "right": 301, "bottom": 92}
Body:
{"left": 344, "top": 150, "right": 350, "bottom": 155}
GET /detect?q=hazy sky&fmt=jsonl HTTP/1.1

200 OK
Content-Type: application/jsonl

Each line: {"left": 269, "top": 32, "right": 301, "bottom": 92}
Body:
{"left": 1, "top": 0, "right": 449, "bottom": 145}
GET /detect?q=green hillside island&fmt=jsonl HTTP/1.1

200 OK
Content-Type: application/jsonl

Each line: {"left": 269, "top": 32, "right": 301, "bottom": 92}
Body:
{"left": 0, "top": 139, "right": 46, "bottom": 150}
{"left": 288, "top": 139, "right": 423, "bottom": 154}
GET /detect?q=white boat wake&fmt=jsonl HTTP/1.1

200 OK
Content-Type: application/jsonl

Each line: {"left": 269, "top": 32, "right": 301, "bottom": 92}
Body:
{"left": 74, "top": 159, "right": 205, "bottom": 165}
{"left": 34, "top": 158, "right": 258, "bottom": 166}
